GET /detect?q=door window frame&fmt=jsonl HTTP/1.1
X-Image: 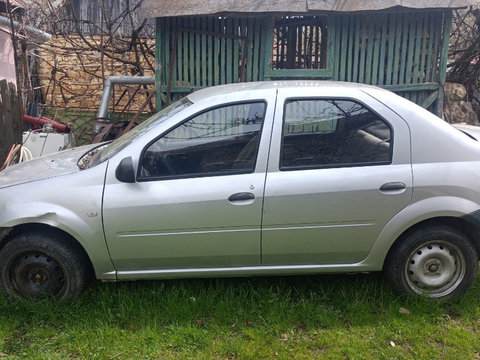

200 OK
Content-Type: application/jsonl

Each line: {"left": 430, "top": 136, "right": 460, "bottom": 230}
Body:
{"left": 137, "top": 100, "right": 268, "bottom": 182}
{"left": 279, "top": 97, "right": 395, "bottom": 171}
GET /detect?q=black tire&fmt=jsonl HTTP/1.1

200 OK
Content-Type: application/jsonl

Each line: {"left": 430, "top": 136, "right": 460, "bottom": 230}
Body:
{"left": 385, "top": 225, "right": 479, "bottom": 299}
{"left": 0, "top": 232, "right": 90, "bottom": 300}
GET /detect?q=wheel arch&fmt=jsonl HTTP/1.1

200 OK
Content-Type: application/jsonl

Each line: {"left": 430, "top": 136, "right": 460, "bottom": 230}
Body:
{"left": 383, "top": 216, "right": 480, "bottom": 270}
{"left": 0, "top": 223, "right": 95, "bottom": 279}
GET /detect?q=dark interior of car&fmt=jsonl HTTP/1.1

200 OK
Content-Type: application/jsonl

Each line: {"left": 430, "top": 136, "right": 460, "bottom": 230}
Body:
{"left": 281, "top": 118, "right": 391, "bottom": 169}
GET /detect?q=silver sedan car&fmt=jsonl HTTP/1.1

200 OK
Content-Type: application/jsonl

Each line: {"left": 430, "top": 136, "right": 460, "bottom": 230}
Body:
{"left": 1, "top": 81, "right": 479, "bottom": 300}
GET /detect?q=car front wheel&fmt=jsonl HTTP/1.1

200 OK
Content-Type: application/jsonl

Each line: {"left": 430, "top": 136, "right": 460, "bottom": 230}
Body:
{"left": 385, "top": 226, "right": 479, "bottom": 299}
{"left": 0, "top": 232, "right": 90, "bottom": 300}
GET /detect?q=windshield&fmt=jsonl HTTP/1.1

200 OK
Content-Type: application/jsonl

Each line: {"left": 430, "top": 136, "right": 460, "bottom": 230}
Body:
{"left": 87, "top": 97, "right": 192, "bottom": 168}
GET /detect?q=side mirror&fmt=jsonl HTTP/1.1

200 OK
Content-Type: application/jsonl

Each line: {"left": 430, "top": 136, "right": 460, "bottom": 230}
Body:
{"left": 115, "top": 157, "right": 136, "bottom": 183}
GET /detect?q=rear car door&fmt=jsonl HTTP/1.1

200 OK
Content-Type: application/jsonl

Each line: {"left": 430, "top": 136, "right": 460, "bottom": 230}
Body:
{"left": 262, "top": 87, "right": 413, "bottom": 265}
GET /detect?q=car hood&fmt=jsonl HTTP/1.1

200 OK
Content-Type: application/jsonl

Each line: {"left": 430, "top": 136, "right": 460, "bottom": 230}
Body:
{"left": 0, "top": 143, "right": 99, "bottom": 189}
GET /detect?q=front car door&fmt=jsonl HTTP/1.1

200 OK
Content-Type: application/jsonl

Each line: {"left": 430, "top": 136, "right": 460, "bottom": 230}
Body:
{"left": 102, "top": 91, "right": 276, "bottom": 276}
{"left": 262, "top": 86, "right": 413, "bottom": 265}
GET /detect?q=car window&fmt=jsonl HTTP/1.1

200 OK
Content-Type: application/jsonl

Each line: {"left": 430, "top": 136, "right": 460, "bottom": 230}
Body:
{"left": 139, "top": 102, "right": 266, "bottom": 179}
{"left": 281, "top": 99, "right": 392, "bottom": 169}
{"left": 87, "top": 97, "right": 192, "bottom": 168}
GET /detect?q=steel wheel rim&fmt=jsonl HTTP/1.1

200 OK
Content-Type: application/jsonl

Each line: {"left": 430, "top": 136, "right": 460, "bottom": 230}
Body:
{"left": 404, "top": 240, "right": 466, "bottom": 298}
{"left": 6, "top": 251, "right": 67, "bottom": 298}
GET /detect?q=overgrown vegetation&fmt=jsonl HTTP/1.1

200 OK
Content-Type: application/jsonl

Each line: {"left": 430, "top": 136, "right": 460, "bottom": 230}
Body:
{"left": 0, "top": 274, "right": 479, "bottom": 359}
{"left": 448, "top": 6, "right": 480, "bottom": 117}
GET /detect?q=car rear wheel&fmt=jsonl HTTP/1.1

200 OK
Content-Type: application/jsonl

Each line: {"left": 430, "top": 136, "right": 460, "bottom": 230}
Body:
{"left": 385, "top": 226, "right": 478, "bottom": 299}
{"left": 0, "top": 232, "right": 90, "bottom": 300}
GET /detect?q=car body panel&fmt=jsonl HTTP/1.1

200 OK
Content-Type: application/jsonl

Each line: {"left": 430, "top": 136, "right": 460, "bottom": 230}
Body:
{"left": 0, "top": 161, "right": 116, "bottom": 279}
{"left": 103, "top": 172, "right": 266, "bottom": 271}
{"left": 0, "top": 143, "right": 99, "bottom": 189}
{"left": 1, "top": 81, "right": 480, "bottom": 283}
{"left": 262, "top": 87, "right": 413, "bottom": 265}
{"left": 453, "top": 124, "right": 480, "bottom": 141}
{"left": 102, "top": 88, "right": 278, "bottom": 273}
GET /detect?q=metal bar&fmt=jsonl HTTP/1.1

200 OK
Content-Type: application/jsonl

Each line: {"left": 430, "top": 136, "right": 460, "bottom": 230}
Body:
{"left": 0, "top": 15, "right": 51, "bottom": 44}
{"left": 97, "top": 76, "right": 155, "bottom": 121}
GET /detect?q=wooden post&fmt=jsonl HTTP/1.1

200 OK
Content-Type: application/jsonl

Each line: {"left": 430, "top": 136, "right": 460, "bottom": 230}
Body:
{"left": 0, "top": 80, "right": 23, "bottom": 166}
{"left": 436, "top": 10, "right": 453, "bottom": 118}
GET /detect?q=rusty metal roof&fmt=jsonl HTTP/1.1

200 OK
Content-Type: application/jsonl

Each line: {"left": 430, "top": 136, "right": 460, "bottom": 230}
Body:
{"left": 140, "top": 0, "right": 478, "bottom": 18}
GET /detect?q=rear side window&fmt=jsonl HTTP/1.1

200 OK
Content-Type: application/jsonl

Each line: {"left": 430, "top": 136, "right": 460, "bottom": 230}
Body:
{"left": 281, "top": 99, "right": 392, "bottom": 170}
{"left": 139, "top": 102, "right": 266, "bottom": 180}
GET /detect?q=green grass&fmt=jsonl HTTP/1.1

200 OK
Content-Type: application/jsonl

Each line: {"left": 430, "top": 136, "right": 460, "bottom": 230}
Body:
{"left": 1, "top": 274, "right": 480, "bottom": 359}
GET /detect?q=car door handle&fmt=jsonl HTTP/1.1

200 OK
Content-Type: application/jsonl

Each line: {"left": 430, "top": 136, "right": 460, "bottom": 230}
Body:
{"left": 380, "top": 182, "right": 406, "bottom": 192}
{"left": 228, "top": 192, "right": 255, "bottom": 202}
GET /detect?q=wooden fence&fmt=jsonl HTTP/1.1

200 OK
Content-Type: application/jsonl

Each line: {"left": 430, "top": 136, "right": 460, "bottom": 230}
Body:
{"left": 155, "top": 9, "right": 451, "bottom": 116}
{"left": 0, "top": 80, "right": 22, "bottom": 166}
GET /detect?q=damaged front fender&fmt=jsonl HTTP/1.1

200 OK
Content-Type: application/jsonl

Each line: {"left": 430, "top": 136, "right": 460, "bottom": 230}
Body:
{"left": 0, "top": 161, "right": 116, "bottom": 280}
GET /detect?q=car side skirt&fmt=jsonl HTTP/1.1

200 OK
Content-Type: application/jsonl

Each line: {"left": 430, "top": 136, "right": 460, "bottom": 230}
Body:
{"left": 114, "top": 263, "right": 375, "bottom": 280}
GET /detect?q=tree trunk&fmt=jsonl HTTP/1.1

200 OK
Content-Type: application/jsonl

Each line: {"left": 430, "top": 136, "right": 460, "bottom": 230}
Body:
{"left": 0, "top": 80, "right": 23, "bottom": 166}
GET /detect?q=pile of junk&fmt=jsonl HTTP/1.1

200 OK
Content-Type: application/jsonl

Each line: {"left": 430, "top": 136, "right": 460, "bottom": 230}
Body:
{"left": 1, "top": 115, "right": 74, "bottom": 171}
{"left": 1, "top": 76, "right": 155, "bottom": 171}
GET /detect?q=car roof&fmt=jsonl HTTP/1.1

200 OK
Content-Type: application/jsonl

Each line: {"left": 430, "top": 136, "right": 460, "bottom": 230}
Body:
{"left": 186, "top": 81, "right": 388, "bottom": 103}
